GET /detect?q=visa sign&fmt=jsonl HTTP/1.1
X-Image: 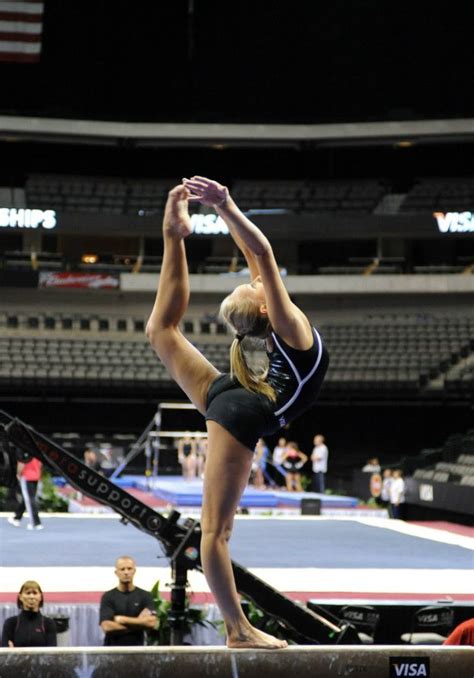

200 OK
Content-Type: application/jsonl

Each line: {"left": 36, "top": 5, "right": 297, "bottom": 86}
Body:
{"left": 191, "top": 214, "right": 229, "bottom": 235}
{"left": 389, "top": 657, "right": 430, "bottom": 677}
{"left": 433, "top": 211, "right": 474, "bottom": 233}
{"left": 0, "top": 208, "right": 57, "bottom": 230}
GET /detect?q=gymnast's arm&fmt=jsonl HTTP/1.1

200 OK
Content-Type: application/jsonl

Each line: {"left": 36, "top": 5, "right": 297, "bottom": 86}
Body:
{"left": 222, "top": 216, "right": 261, "bottom": 282}
{"left": 183, "top": 175, "right": 260, "bottom": 279}
{"left": 183, "top": 176, "right": 313, "bottom": 350}
{"left": 217, "top": 202, "right": 264, "bottom": 281}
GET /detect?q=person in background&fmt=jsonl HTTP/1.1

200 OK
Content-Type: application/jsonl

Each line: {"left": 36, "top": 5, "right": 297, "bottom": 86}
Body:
{"left": 282, "top": 441, "right": 308, "bottom": 492}
{"left": 196, "top": 435, "right": 208, "bottom": 479}
{"left": 2, "top": 580, "right": 56, "bottom": 647}
{"left": 272, "top": 436, "right": 287, "bottom": 467}
{"left": 389, "top": 469, "right": 405, "bottom": 519}
{"left": 362, "top": 457, "right": 381, "bottom": 472}
{"left": 380, "top": 468, "right": 393, "bottom": 509}
{"left": 311, "top": 434, "right": 329, "bottom": 493}
{"left": 272, "top": 436, "right": 288, "bottom": 486}
{"left": 98, "top": 444, "right": 116, "bottom": 478}
{"left": 177, "top": 433, "right": 198, "bottom": 480}
{"left": 84, "top": 448, "right": 102, "bottom": 473}
{"left": 251, "top": 438, "right": 269, "bottom": 489}
{"left": 99, "top": 556, "right": 157, "bottom": 646}
{"left": 8, "top": 456, "right": 43, "bottom": 531}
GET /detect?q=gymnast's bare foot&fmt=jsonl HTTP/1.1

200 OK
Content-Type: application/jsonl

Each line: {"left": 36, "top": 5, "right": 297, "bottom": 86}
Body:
{"left": 227, "top": 625, "right": 288, "bottom": 649}
{"left": 163, "top": 185, "right": 192, "bottom": 238}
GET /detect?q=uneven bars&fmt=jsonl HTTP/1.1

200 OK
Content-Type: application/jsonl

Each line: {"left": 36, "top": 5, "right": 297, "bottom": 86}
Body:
{"left": 153, "top": 431, "right": 207, "bottom": 438}
{"left": 159, "top": 403, "right": 197, "bottom": 410}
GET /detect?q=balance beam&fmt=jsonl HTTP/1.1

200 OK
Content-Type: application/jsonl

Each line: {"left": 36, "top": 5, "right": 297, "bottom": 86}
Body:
{"left": 0, "top": 645, "right": 472, "bottom": 678}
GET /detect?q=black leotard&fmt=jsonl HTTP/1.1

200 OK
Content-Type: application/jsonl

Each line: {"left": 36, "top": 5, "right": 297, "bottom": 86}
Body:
{"left": 182, "top": 442, "right": 193, "bottom": 458}
{"left": 206, "top": 327, "right": 328, "bottom": 450}
{"left": 282, "top": 451, "right": 305, "bottom": 472}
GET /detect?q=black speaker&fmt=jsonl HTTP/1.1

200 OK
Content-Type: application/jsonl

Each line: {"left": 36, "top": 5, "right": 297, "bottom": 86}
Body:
{"left": 301, "top": 498, "right": 321, "bottom": 515}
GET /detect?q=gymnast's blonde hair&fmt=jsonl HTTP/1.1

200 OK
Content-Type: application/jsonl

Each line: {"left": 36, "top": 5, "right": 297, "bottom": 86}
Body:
{"left": 220, "top": 293, "right": 276, "bottom": 402}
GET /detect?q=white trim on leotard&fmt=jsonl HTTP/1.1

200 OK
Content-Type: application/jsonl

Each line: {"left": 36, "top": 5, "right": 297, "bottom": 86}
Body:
{"left": 273, "top": 327, "right": 323, "bottom": 418}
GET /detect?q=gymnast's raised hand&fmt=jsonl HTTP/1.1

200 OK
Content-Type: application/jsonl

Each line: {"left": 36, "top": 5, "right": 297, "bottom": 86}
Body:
{"left": 183, "top": 176, "right": 229, "bottom": 208}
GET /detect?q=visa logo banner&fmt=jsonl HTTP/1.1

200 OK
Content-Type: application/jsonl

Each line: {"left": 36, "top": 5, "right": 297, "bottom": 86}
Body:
{"left": 433, "top": 211, "right": 474, "bottom": 233}
{"left": 389, "top": 657, "right": 430, "bottom": 677}
{"left": 191, "top": 214, "right": 229, "bottom": 235}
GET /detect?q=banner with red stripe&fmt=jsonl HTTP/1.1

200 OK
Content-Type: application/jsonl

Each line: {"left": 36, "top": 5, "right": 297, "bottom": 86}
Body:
{"left": 0, "top": 0, "right": 44, "bottom": 63}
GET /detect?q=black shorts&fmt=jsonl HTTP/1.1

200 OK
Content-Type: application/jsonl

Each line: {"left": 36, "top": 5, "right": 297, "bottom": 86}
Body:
{"left": 283, "top": 460, "right": 304, "bottom": 472}
{"left": 205, "top": 374, "right": 276, "bottom": 451}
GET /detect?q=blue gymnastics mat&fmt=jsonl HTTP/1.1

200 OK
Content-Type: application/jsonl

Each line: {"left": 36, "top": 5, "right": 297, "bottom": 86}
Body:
{"left": 116, "top": 475, "right": 358, "bottom": 509}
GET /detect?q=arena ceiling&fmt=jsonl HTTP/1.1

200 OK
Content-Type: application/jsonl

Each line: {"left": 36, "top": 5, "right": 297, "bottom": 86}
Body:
{"left": 1, "top": 1, "right": 473, "bottom": 125}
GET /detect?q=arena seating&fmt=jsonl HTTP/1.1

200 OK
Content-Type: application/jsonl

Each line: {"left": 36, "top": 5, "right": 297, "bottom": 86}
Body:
{"left": 10, "top": 173, "right": 474, "bottom": 279}
{"left": 411, "top": 430, "right": 474, "bottom": 486}
{"left": 1, "top": 251, "right": 164, "bottom": 275}
{"left": 445, "top": 364, "right": 474, "bottom": 394}
{"left": 317, "top": 257, "right": 405, "bottom": 275}
{"left": 0, "top": 310, "right": 472, "bottom": 398}
{"left": 231, "top": 178, "right": 386, "bottom": 214}
{"left": 0, "top": 311, "right": 228, "bottom": 336}
{"left": 319, "top": 316, "right": 474, "bottom": 394}
{"left": 198, "top": 256, "right": 248, "bottom": 274}
{"left": 0, "top": 311, "right": 147, "bottom": 334}
{"left": 3, "top": 249, "right": 470, "bottom": 276}
{"left": 400, "top": 176, "right": 474, "bottom": 213}
{"left": 25, "top": 175, "right": 174, "bottom": 216}
{"left": 0, "top": 334, "right": 229, "bottom": 394}
{"left": 2, "top": 251, "right": 65, "bottom": 271}
{"left": 25, "top": 173, "right": 474, "bottom": 217}
{"left": 25, "top": 175, "right": 388, "bottom": 216}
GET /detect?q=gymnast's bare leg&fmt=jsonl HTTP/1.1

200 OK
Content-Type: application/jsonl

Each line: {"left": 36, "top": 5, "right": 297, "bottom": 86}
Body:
{"left": 203, "top": 420, "right": 287, "bottom": 648}
{"left": 146, "top": 186, "right": 219, "bottom": 411}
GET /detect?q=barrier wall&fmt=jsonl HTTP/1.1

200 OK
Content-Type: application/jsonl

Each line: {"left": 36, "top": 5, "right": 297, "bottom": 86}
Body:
{"left": 0, "top": 646, "right": 472, "bottom": 678}
{"left": 120, "top": 272, "right": 474, "bottom": 294}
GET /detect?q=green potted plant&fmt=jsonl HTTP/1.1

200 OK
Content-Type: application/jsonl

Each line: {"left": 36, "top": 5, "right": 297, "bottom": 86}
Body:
{"left": 0, "top": 486, "right": 11, "bottom": 511}
{"left": 38, "top": 471, "right": 69, "bottom": 513}
{"left": 147, "top": 580, "right": 218, "bottom": 646}
{"left": 240, "top": 598, "right": 292, "bottom": 643}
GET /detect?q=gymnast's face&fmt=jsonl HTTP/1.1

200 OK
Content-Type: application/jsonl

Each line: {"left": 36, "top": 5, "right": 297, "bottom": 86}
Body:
{"left": 231, "top": 276, "right": 266, "bottom": 308}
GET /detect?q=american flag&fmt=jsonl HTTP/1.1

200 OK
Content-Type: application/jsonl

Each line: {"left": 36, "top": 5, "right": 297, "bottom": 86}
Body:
{"left": 0, "top": 0, "right": 44, "bottom": 63}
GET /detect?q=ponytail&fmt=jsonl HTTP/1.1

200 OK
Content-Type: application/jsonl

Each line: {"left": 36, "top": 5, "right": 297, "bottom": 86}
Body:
{"left": 220, "top": 292, "right": 277, "bottom": 401}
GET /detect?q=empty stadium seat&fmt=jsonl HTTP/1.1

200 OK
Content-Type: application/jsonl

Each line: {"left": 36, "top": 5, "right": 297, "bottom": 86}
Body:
{"left": 400, "top": 176, "right": 474, "bottom": 213}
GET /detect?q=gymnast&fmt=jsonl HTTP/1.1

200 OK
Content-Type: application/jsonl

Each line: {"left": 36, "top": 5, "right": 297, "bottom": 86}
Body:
{"left": 146, "top": 176, "right": 329, "bottom": 648}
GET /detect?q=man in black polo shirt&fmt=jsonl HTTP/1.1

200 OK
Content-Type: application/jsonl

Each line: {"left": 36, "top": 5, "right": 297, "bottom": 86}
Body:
{"left": 99, "top": 555, "right": 157, "bottom": 645}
